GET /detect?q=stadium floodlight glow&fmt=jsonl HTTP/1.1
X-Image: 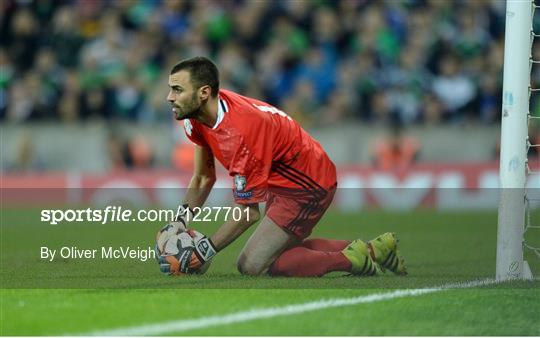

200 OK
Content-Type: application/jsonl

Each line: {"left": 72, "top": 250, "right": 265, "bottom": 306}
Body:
{"left": 496, "top": 0, "right": 534, "bottom": 280}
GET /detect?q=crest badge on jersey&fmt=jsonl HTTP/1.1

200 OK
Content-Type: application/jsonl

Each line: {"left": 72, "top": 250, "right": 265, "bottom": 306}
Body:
{"left": 234, "top": 175, "right": 246, "bottom": 191}
{"left": 233, "top": 175, "right": 252, "bottom": 199}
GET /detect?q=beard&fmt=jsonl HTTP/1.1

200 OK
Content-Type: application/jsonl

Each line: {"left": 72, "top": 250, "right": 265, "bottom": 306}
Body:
{"left": 173, "top": 93, "right": 201, "bottom": 120}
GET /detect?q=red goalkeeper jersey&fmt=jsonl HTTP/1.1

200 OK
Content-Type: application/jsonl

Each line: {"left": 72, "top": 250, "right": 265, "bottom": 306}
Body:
{"left": 183, "top": 89, "right": 337, "bottom": 204}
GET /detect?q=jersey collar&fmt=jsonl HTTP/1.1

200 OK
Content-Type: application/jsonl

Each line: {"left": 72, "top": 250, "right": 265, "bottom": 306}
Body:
{"left": 212, "top": 98, "right": 228, "bottom": 130}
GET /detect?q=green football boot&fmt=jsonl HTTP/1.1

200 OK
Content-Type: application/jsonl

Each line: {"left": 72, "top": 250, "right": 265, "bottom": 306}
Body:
{"left": 342, "top": 239, "right": 381, "bottom": 276}
{"left": 368, "top": 232, "right": 407, "bottom": 275}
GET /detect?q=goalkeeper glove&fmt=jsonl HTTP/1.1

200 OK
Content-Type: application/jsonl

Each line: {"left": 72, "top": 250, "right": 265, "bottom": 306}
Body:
{"left": 184, "top": 230, "right": 218, "bottom": 272}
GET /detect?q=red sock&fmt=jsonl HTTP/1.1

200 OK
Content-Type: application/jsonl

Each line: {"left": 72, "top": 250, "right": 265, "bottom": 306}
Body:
{"left": 269, "top": 246, "right": 352, "bottom": 277}
{"left": 301, "top": 238, "right": 351, "bottom": 252}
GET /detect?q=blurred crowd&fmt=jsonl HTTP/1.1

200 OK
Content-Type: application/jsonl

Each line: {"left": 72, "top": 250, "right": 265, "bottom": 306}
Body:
{"left": 2, "top": 0, "right": 531, "bottom": 128}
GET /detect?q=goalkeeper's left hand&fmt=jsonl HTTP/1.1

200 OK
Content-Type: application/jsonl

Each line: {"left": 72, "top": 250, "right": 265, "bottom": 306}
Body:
{"left": 184, "top": 230, "right": 218, "bottom": 272}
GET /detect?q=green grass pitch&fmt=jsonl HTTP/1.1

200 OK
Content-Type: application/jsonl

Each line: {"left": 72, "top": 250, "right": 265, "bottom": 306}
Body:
{"left": 1, "top": 208, "right": 539, "bottom": 335}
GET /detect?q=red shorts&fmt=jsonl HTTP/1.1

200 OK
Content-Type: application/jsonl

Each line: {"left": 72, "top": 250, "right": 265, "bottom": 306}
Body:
{"left": 265, "top": 183, "right": 337, "bottom": 239}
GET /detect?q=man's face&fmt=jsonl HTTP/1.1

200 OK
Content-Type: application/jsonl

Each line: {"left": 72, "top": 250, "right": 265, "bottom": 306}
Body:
{"left": 167, "top": 71, "right": 201, "bottom": 120}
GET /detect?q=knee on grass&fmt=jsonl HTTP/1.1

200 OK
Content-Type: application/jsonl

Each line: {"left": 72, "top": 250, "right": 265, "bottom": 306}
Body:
{"left": 236, "top": 255, "right": 267, "bottom": 276}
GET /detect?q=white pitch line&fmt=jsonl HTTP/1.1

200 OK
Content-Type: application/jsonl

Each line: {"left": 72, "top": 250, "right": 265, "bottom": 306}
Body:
{"left": 83, "top": 278, "right": 499, "bottom": 336}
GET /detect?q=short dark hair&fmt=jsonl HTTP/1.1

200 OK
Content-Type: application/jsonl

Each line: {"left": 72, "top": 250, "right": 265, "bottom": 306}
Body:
{"left": 170, "top": 56, "right": 220, "bottom": 97}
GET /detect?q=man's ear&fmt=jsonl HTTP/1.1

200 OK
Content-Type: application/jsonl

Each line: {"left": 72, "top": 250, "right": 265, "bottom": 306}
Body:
{"left": 199, "top": 85, "right": 212, "bottom": 100}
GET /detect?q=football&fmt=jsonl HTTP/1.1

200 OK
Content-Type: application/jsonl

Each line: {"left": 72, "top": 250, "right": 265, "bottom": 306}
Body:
{"left": 155, "top": 225, "right": 212, "bottom": 275}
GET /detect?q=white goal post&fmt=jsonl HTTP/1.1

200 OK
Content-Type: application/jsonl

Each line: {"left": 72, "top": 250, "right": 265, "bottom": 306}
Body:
{"left": 496, "top": 0, "right": 534, "bottom": 280}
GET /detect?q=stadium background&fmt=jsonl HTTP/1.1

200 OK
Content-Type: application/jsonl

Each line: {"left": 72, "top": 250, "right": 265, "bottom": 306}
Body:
{"left": 2, "top": 0, "right": 539, "bottom": 172}
{"left": 1, "top": 0, "right": 539, "bottom": 336}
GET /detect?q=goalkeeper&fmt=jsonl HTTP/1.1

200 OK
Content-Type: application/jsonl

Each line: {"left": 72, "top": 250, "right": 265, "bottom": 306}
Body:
{"left": 156, "top": 57, "right": 406, "bottom": 277}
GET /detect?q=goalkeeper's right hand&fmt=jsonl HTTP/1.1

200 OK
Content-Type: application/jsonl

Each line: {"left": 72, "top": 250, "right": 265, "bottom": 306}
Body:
{"left": 154, "top": 204, "right": 194, "bottom": 256}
